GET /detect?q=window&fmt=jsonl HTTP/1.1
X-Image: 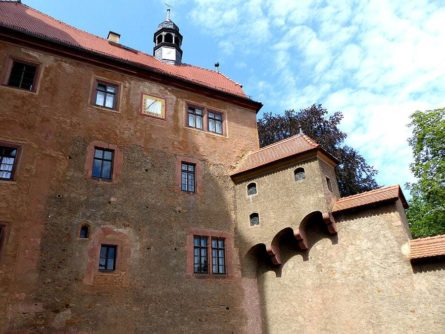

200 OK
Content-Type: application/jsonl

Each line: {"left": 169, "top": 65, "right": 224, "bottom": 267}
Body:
{"left": 142, "top": 94, "right": 165, "bottom": 119}
{"left": 294, "top": 167, "right": 305, "bottom": 181}
{"left": 99, "top": 244, "right": 117, "bottom": 272}
{"left": 250, "top": 213, "right": 260, "bottom": 226}
{"left": 79, "top": 225, "right": 89, "bottom": 239}
{"left": 181, "top": 162, "right": 195, "bottom": 192}
{"left": 0, "top": 146, "right": 18, "bottom": 180}
{"left": 7, "top": 61, "right": 37, "bottom": 91}
{"left": 193, "top": 236, "right": 208, "bottom": 274}
{"left": 0, "top": 224, "right": 5, "bottom": 255}
{"left": 326, "top": 177, "right": 333, "bottom": 192}
{"left": 211, "top": 238, "right": 226, "bottom": 274}
{"left": 94, "top": 82, "right": 118, "bottom": 109}
{"left": 247, "top": 182, "right": 257, "bottom": 196}
{"left": 187, "top": 107, "right": 203, "bottom": 129}
{"left": 208, "top": 111, "right": 223, "bottom": 134}
{"left": 193, "top": 235, "right": 226, "bottom": 275}
{"left": 92, "top": 148, "right": 114, "bottom": 180}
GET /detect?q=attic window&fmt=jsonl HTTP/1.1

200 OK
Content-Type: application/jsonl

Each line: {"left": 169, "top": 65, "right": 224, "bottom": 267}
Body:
{"left": 294, "top": 167, "right": 305, "bottom": 181}
{"left": 247, "top": 183, "right": 257, "bottom": 196}
{"left": 250, "top": 213, "right": 260, "bottom": 226}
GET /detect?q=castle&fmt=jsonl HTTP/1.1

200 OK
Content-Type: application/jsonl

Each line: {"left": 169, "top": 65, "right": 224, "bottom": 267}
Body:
{"left": 0, "top": 2, "right": 444, "bottom": 333}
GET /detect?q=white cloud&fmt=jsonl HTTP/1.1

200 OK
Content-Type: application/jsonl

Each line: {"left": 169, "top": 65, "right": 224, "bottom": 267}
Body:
{"left": 187, "top": 0, "right": 445, "bottom": 194}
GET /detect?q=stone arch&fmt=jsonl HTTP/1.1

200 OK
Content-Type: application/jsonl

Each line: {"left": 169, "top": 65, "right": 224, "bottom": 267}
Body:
{"left": 164, "top": 33, "right": 173, "bottom": 43}
{"left": 244, "top": 243, "right": 274, "bottom": 277}
{"left": 298, "top": 211, "right": 337, "bottom": 250}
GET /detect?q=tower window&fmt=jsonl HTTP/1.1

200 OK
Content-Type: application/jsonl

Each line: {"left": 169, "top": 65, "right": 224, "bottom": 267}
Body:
{"left": 247, "top": 183, "right": 257, "bottom": 196}
{"left": 7, "top": 60, "right": 37, "bottom": 91}
{"left": 187, "top": 107, "right": 203, "bottom": 130}
{"left": 294, "top": 167, "right": 305, "bottom": 181}
{"left": 92, "top": 148, "right": 114, "bottom": 180}
{"left": 208, "top": 111, "right": 223, "bottom": 134}
{"left": 0, "top": 146, "right": 19, "bottom": 180}
{"left": 181, "top": 162, "right": 195, "bottom": 192}
{"left": 326, "top": 177, "right": 333, "bottom": 192}
{"left": 156, "top": 34, "right": 163, "bottom": 44}
{"left": 79, "top": 225, "right": 89, "bottom": 239}
{"left": 250, "top": 213, "right": 260, "bottom": 226}
{"left": 99, "top": 244, "right": 117, "bottom": 272}
{"left": 164, "top": 33, "right": 173, "bottom": 43}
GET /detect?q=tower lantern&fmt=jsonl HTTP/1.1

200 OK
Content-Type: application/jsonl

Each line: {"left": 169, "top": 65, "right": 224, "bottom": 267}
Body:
{"left": 153, "top": 9, "right": 183, "bottom": 65}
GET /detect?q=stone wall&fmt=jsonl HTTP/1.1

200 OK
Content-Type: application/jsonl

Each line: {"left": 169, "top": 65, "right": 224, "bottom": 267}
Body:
{"left": 0, "top": 40, "right": 259, "bottom": 333}
{"left": 255, "top": 201, "right": 445, "bottom": 333}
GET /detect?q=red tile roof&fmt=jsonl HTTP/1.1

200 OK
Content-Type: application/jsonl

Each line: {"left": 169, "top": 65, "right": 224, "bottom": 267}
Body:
{"left": 410, "top": 234, "right": 445, "bottom": 260}
{"left": 231, "top": 134, "right": 326, "bottom": 175}
{"left": 0, "top": 2, "right": 247, "bottom": 98}
{"left": 332, "top": 185, "right": 408, "bottom": 213}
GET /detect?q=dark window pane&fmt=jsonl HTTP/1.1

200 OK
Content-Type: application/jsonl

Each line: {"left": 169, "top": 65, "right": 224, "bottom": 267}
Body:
{"left": 92, "top": 159, "right": 102, "bottom": 178}
{"left": 250, "top": 213, "right": 259, "bottom": 226}
{"left": 101, "top": 161, "right": 112, "bottom": 179}
{"left": 95, "top": 82, "right": 117, "bottom": 109}
{"left": 99, "top": 245, "right": 117, "bottom": 272}
{"left": 181, "top": 162, "right": 195, "bottom": 193}
{"left": 8, "top": 62, "right": 37, "bottom": 91}
{"left": 79, "top": 225, "right": 89, "bottom": 238}
{"left": 92, "top": 148, "right": 114, "bottom": 180}
{"left": 0, "top": 146, "right": 18, "bottom": 180}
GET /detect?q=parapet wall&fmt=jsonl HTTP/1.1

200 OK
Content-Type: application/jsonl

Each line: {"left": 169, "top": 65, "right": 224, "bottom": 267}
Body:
{"left": 253, "top": 201, "right": 445, "bottom": 333}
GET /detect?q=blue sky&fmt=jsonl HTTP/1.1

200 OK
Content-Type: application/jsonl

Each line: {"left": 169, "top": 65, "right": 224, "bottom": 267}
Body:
{"left": 25, "top": 0, "right": 445, "bottom": 193}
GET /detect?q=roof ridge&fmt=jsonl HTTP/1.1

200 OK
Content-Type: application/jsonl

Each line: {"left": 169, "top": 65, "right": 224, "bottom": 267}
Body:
{"left": 180, "top": 63, "right": 243, "bottom": 87}
{"left": 336, "top": 185, "right": 400, "bottom": 202}
{"left": 255, "top": 134, "right": 318, "bottom": 155}
{"left": 411, "top": 234, "right": 445, "bottom": 242}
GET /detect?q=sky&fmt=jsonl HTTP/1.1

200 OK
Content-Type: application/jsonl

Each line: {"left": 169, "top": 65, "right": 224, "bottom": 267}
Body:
{"left": 25, "top": 0, "right": 445, "bottom": 193}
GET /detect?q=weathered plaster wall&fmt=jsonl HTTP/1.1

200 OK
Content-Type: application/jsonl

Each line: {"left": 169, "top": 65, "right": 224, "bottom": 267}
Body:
{"left": 0, "top": 41, "right": 259, "bottom": 333}
{"left": 234, "top": 157, "right": 332, "bottom": 254}
{"left": 256, "top": 202, "right": 445, "bottom": 333}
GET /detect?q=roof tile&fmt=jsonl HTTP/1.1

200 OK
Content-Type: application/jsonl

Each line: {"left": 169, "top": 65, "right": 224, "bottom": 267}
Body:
{"left": 332, "top": 185, "right": 407, "bottom": 213}
{"left": 0, "top": 2, "right": 246, "bottom": 98}
{"left": 231, "top": 134, "right": 319, "bottom": 175}
{"left": 410, "top": 234, "right": 445, "bottom": 260}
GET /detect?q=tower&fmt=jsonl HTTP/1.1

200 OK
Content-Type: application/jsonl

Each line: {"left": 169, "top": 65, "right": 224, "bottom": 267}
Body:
{"left": 153, "top": 9, "right": 183, "bottom": 65}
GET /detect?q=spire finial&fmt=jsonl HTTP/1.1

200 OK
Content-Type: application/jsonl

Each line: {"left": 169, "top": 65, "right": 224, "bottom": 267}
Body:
{"left": 165, "top": 3, "right": 172, "bottom": 20}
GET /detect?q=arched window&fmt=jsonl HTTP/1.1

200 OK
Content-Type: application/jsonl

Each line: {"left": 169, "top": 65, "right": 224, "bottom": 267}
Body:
{"left": 250, "top": 213, "right": 260, "bottom": 226}
{"left": 294, "top": 167, "right": 305, "bottom": 181}
{"left": 164, "top": 33, "right": 173, "bottom": 43}
{"left": 156, "top": 34, "right": 163, "bottom": 44}
{"left": 79, "top": 225, "right": 89, "bottom": 239}
{"left": 247, "top": 182, "right": 257, "bottom": 196}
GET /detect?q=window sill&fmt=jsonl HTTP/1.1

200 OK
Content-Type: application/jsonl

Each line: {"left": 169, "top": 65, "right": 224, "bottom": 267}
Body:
{"left": 185, "top": 126, "right": 227, "bottom": 138}
{"left": 0, "top": 179, "right": 17, "bottom": 185}
{"left": 1, "top": 84, "right": 37, "bottom": 94}
{"left": 192, "top": 273, "right": 228, "bottom": 279}
{"left": 91, "top": 105, "right": 120, "bottom": 114}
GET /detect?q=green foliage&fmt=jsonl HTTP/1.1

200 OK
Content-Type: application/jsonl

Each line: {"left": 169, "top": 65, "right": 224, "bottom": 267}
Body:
{"left": 257, "top": 104, "right": 379, "bottom": 197}
{"left": 407, "top": 108, "right": 445, "bottom": 238}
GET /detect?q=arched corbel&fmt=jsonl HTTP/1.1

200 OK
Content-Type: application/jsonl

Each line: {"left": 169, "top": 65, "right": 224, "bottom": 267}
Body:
{"left": 294, "top": 231, "right": 309, "bottom": 250}
{"left": 322, "top": 211, "right": 337, "bottom": 235}
{"left": 266, "top": 244, "right": 281, "bottom": 265}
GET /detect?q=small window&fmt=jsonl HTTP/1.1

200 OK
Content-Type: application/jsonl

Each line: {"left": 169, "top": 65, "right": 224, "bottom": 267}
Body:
{"left": 250, "top": 213, "right": 260, "bottom": 226}
{"left": 99, "top": 244, "right": 117, "bottom": 272}
{"left": 187, "top": 107, "right": 203, "bottom": 129}
{"left": 156, "top": 34, "right": 163, "bottom": 44}
{"left": 326, "top": 177, "right": 332, "bottom": 192}
{"left": 181, "top": 162, "right": 195, "bottom": 192}
{"left": 294, "top": 167, "right": 305, "bottom": 181}
{"left": 142, "top": 94, "right": 165, "bottom": 119}
{"left": 92, "top": 148, "right": 114, "bottom": 180}
{"left": 194, "top": 236, "right": 208, "bottom": 274}
{"left": 94, "top": 82, "right": 118, "bottom": 109}
{"left": 0, "top": 146, "right": 18, "bottom": 180}
{"left": 208, "top": 111, "right": 223, "bottom": 134}
{"left": 211, "top": 238, "right": 226, "bottom": 274}
{"left": 7, "top": 61, "right": 37, "bottom": 91}
{"left": 79, "top": 225, "right": 89, "bottom": 239}
{"left": 0, "top": 224, "right": 5, "bottom": 255}
{"left": 165, "top": 33, "right": 173, "bottom": 43}
{"left": 247, "top": 183, "right": 257, "bottom": 196}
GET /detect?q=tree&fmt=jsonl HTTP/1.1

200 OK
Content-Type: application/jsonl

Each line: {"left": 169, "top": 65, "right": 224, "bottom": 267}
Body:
{"left": 257, "top": 104, "right": 379, "bottom": 197}
{"left": 406, "top": 108, "right": 445, "bottom": 238}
